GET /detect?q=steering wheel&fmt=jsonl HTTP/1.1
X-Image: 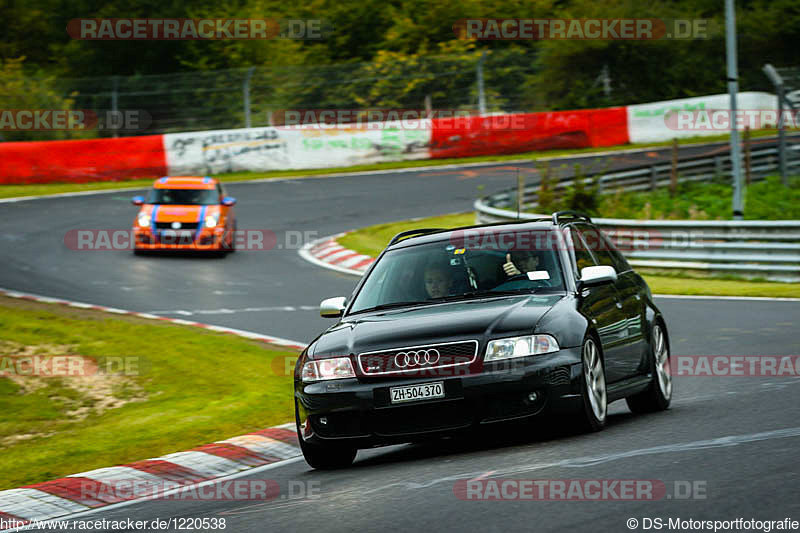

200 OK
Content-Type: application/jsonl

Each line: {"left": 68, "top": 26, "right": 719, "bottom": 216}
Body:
{"left": 493, "top": 276, "right": 553, "bottom": 291}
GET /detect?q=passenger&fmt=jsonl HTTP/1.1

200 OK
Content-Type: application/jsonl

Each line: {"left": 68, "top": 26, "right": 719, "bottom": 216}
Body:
{"left": 423, "top": 265, "right": 451, "bottom": 298}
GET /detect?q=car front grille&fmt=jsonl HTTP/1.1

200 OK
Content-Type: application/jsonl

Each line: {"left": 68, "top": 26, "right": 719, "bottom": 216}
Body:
{"left": 154, "top": 222, "right": 200, "bottom": 230}
{"left": 358, "top": 340, "right": 479, "bottom": 376}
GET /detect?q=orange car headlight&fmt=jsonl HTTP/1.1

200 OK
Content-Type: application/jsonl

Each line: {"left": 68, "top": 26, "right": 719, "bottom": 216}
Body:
{"left": 204, "top": 213, "right": 220, "bottom": 228}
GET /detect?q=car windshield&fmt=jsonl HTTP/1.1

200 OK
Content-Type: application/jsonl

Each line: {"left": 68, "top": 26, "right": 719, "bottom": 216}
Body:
{"left": 349, "top": 229, "right": 566, "bottom": 314}
{"left": 147, "top": 188, "right": 219, "bottom": 205}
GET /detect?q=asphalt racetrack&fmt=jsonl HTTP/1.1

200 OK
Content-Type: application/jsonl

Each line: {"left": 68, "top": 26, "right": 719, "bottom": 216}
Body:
{"left": 2, "top": 140, "right": 799, "bottom": 532}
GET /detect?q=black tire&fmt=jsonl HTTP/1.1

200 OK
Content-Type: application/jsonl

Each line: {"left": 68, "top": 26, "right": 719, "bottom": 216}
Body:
{"left": 577, "top": 335, "right": 607, "bottom": 432}
{"left": 626, "top": 321, "right": 672, "bottom": 413}
{"left": 223, "top": 229, "right": 236, "bottom": 253}
{"left": 295, "top": 402, "right": 356, "bottom": 469}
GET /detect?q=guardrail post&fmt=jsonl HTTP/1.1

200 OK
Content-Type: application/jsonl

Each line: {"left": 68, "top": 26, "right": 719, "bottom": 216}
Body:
{"left": 715, "top": 155, "right": 723, "bottom": 178}
{"left": 650, "top": 165, "right": 657, "bottom": 190}
{"left": 111, "top": 76, "right": 119, "bottom": 138}
{"left": 778, "top": 84, "right": 789, "bottom": 186}
{"left": 243, "top": 67, "right": 255, "bottom": 128}
{"left": 744, "top": 126, "right": 752, "bottom": 185}
{"left": 477, "top": 51, "right": 487, "bottom": 115}
{"left": 670, "top": 138, "right": 678, "bottom": 196}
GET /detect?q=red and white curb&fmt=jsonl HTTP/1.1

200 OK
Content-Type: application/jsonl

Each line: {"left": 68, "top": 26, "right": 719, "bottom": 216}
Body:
{"left": 299, "top": 233, "right": 374, "bottom": 277}
{"left": 0, "top": 425, "right": 301, "bottom": 529}
{"left": 0, "top": 287, "right": 308, "bottom": 529}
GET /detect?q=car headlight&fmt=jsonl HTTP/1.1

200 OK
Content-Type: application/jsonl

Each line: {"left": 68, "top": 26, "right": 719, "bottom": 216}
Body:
{"left": 301, "top": 357, "right": 356, "bottom": 382}
{"left": 485, "top": 335, "right": 560, "bottom": 362}
{"left": 137, "top": 213, "right": 151, "bottom": 227}
{"left": 204, "top": 213, "right": 220, "bottom": 228}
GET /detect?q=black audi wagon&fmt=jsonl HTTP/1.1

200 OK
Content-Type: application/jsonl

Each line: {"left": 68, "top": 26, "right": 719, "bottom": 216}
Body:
{"left": 294, "top": 211, "right": 672, "bottom": 469}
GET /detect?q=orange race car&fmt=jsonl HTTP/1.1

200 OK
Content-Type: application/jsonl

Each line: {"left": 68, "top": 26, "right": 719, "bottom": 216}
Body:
{"left": 131, "top": 176, "right": 237, "bottom": 254}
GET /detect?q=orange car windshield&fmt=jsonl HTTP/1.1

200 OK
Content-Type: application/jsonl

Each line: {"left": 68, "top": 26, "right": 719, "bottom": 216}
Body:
{"left": 147, "top": 188, "right": 218, "bottom": 205}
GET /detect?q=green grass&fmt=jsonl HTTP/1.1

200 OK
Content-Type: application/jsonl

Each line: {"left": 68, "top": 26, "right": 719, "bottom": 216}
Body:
{"left": 596, "top": 176, "right": 800, "bottom": 220}
{"left": 338, "top": 212, "right": 476, "bottom": 258}
{"left": 640, "top": 274, "right": 800, "bottom": 298}
{"left": 0, "top": 130, "right": 781, "bottom": 200}
{"left": 337, "top": 212, "right": 800, "bottom": 298}
{"left": 0, "top": 296, "right": 299, "bottom": 489}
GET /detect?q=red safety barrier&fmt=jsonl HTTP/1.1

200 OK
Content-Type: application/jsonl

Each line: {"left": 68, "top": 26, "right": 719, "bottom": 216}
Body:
{"left": 429, "top": 108, "right": 629, "bottom": 159}
{"left": 0, "top": 135, "right": 167, "bottom": 184}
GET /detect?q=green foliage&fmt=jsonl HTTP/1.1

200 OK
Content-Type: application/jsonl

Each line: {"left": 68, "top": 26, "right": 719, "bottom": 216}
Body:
{"left": 598, "top": 176, "right": 800, "bottom": 220}
{"left": 0, "top": 57, "right": 92, "bottom": 142}
{"left": 559, "top": 163, "right": 601, "bottom": 214}
{"left": 0, "top": 0, "right": 797, "bottom": 133}
{"left": 536, "top": 160, "right": 557, "bottom": 213}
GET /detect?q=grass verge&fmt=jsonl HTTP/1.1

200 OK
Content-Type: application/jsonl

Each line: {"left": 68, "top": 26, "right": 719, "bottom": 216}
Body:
{"left": 0, "top": 295, "right": 298, "bottom": 490}
{"left": 0, "top": 130, "right": 781, "bottom": 200}
{"left": 590, "top": 177, "right": 800, "bottom": 220}
{"left": 336, "top": 213, "right": 800, "bottom": 298}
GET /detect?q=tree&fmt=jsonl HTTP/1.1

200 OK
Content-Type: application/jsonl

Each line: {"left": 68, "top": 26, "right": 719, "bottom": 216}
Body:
{"left": 0, "top": 57, "right": 90, "bottom": 141}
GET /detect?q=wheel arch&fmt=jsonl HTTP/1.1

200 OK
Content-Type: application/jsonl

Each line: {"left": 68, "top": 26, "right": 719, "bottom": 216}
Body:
{"left": 533, "top": 294, "right": 592, "bottom": 349}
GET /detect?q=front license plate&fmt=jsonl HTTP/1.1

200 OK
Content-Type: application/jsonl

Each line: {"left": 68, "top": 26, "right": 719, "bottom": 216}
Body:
{"left": 161, "top": 230, "right": 194, "bottom": 241}
{"left": 390, "top": 381, "right": 445, "bottom": 404}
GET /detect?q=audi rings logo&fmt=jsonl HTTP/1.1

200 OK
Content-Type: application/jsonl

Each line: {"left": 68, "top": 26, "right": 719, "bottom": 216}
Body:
{"left": 394, "top": 349, "right": 441, "bottom": 368}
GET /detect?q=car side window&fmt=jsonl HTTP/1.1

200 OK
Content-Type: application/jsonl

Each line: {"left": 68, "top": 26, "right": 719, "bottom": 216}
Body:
{"left": 568, "top": 226, "right": 597, "bottom": 276}
{"left": 576, "top": 225, "right": 620, "bottom": 272}
{"left": 600, "top": 233, "right": 631, "bottom": 273}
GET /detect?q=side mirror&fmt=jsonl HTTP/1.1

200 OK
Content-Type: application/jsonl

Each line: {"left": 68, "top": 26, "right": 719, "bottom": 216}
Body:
{"left": 131, "top": 196, "right": 145, "bottom": 206}
{"left": 320, "top": 297, "right": 346, "bottom": 318}
{"left": 580, "top": 265, "right": 617, "bottom": 287}
{"left": 221, "top": 196, "right": 237, "bottom": 206}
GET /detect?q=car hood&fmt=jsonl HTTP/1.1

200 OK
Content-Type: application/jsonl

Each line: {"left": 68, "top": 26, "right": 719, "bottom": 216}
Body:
{"left": 149, "top": 204, "right": 219, "bottom": 222}
{"left": 309, "top": 293, "right": 564, "bottom": 358}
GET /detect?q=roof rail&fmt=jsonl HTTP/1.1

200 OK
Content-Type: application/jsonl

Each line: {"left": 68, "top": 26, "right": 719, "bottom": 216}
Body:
{"left": 388, "top": 228, "right": 445, "bottom": 246}
{"left": 552, "top": 210, "right": 592, "bottom": 225}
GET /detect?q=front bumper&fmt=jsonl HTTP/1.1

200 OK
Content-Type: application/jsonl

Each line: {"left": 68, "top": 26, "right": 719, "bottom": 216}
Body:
{"left": 132, "top": 227, "right": 229, "bottom": 251}
{"left": 295, "top": 347, "right": 583, "bottom": 448}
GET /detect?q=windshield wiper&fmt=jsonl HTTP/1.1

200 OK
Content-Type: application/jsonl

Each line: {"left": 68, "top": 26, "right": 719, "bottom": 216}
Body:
{"left": 352, "top": 290, "right": 542, "bottom": 314}
{"left": 352, "top": 300, "right": 431, "bottom": 314}
{"left": 429, "top": 289, "right": 536, "bottom": 302}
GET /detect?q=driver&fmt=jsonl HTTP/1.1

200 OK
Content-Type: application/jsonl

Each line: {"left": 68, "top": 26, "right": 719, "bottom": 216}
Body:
{"left": 502, "top": 251, "right": 541, "bottom": 278}
{"left": 423, "top": 265, "right": 451, "bottom": 299}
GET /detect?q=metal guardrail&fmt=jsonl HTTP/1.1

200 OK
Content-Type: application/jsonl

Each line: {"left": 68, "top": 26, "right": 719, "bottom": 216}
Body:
{"left": 475, "top": 143, "right": 800, "bottom": 282}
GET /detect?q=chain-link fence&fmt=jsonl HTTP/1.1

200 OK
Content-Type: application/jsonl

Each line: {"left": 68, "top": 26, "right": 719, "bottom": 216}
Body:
{"left": 29, "top": 49, "right": 541, "bottom": 138}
